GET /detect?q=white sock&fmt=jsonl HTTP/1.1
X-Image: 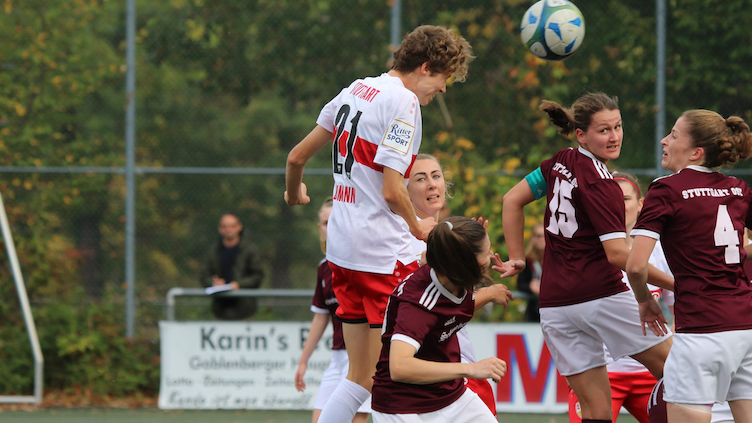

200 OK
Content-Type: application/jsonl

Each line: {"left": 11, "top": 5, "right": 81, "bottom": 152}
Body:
{"left": 317, "top": 379, "right": 370, "bottom": 423}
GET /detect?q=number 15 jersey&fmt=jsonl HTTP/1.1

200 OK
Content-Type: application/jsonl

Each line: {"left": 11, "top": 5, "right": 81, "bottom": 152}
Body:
{"left": 317, "top": 73, "right": 422, "bottom": 274}
{"left": 539, "top": 147, "right": 628, "bottom": 307}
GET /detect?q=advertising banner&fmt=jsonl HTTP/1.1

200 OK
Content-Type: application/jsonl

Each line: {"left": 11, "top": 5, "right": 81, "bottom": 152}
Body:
{"left": 158, "top": 321, "right": 567, "bottom": 412}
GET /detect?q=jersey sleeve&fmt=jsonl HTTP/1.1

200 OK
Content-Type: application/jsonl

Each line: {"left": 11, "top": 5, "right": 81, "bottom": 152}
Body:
{"left": 315, "top": 90, "right": 345, "bottom": 132}
{"left": 633, "top": 181, "right": 674, "bottom": 240}
{"left": 579, "top": 179, "right": 626, "bottom": 241}
{"left": 373, "top": 91, "right": 419, "bottom": 175}
{"left": 310, "top": 265, "right": 329, "bottom": 314}
{"left": 391, "top": 300, "right": 439, "bottom": 352}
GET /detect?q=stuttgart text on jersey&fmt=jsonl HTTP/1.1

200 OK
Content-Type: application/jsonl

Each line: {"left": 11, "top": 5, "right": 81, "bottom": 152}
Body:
{"left": 681, "top": 187, "right": 744, "bottom": 199}
{"left": 552, "top": 162, "right": 579, "bottom": 187}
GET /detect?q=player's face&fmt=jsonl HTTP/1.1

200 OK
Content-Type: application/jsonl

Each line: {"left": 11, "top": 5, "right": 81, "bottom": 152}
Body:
{"left": 577, "top": 109, "right": 623, "bottom": 163}
{"left": 317, "top": 206, "right": 331, "bottom": 242}
{"left": 407, "top": 158, "right": 445, "bottom": 219}
{"left": 415, "top": 71, "right": 450, "bottom": 106}
{"left": 661, "top": 116, "right": 695, "bottom": 172}
{"left": 531, "top": 225, "right": 546, "bottom": 251}
{"left": 476, "top": 233, "right": 492, "bottom": 272}
{"left": 618, "top": 181, "right": 642, "bottom": 228}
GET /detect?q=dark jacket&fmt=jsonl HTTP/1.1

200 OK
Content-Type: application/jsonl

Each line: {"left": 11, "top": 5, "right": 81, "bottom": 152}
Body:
{"left": 516, "top": 258, "right": 541, "bottom": 323}
{"left": 199, "top": 233, "right": 264, "bottom": 320}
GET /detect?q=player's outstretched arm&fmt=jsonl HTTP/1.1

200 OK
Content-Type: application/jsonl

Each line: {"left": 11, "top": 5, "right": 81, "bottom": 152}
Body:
{"left": 285, "top": 125, "right": 332, "bottom": 206}
{"left": 603, "top": 237, "right": 674, "bottom": 291}
{"left": 501, "top": 179, "right": 535, "bottom": 278}
{"left": 389, "top": 340, "right": 506, "bottom": 384}
{"left": 383, "top": 167, "right": 436, "bottom": 240}
{"left": 294, "top": 312, "right": 331, "bottom": 392}
{"left": 626, "top": 236, "right": 669, "bottom": 337}
{"left": 475, "top": 269, "right": 514, "bottom": 311}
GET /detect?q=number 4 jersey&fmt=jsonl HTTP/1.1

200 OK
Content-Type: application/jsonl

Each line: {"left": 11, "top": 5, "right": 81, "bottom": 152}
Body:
{"left": 632, "top": 165, "right": 752, "bottom": 334}
{"left": 539, "top": 147, "right": 628, "bottom": 307}
{"left": 317, "top": 73, "right": 422, "bottom": 274}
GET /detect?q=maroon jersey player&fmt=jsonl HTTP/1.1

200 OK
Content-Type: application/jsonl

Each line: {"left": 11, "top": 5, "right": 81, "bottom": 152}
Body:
{"left": 371, "top": 216, "right": 512, "bottom": 423}
{"left": 627, "top": 110, "right": 752, "bottom": 423}
{"left": 500, "top": 93, "right": 674, "bottom": 423}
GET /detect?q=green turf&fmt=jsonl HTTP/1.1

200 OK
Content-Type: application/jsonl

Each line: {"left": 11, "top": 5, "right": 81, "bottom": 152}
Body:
{"left": 0, "top": 408, "right": 641, "bottom": 423}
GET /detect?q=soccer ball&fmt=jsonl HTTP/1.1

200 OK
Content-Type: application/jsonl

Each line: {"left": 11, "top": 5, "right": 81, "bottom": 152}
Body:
{"left": 520, "top": 0, "right": 585, "bottom": 61}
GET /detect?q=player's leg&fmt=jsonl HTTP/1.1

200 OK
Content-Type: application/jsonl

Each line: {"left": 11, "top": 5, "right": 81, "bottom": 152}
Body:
{"left": 728, "top": 400, "right": 752, "bottom": 422}
{"left": 567, "top": 366, "right": 613, "bottom": 421}
{"left": 608, "top": 372, "right": 631, "bottom": 423}
{"left": 540, "top": 302, "right": 612, "bottom": 422}
{"left": 353, "top": 412, "right": 370, "bottom": 423}
{"left": 568, "top": 386, "right": 583, "bottom": 423}
{"left": 631, "top": 339, "right": 672, "bottom": 381}
{"left": 343, "top": 323, "right": 382, "bottom": 389}
{"left": 666, "top": 403, "right": 712, "bottom": 423}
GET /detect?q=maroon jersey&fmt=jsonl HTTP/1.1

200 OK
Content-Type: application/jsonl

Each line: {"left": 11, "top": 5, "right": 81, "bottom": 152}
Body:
{"left": 539, "top": 147, "right": 628, "bottom": 307}
{"left": 371, "top": 265, "right": 474, "bottom": 414}
{"left": 632, "top": 166, "right": 752, "bottom": 333}
{"left": 311, "top": 259, "right": 345, "bottom": 350}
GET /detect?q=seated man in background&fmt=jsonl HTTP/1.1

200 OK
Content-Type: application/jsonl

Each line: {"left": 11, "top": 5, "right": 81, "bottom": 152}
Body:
{"left": 199, "top": 213, "right": 264, "bottom": 320}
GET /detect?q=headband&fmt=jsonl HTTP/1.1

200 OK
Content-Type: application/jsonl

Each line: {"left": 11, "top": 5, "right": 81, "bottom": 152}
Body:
{"left": 613, "top": 177, "right": 641, "bottom": 198}
{"left": 444, "top": 221, "right": 454, "bottom": 230}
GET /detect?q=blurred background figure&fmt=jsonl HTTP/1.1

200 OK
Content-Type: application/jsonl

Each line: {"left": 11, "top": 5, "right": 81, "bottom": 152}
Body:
{"left": 517, "top": 223, "right": 544, "bottom": 323}
{"left": 199, "top": 213, "right": 264, "bottom": 320}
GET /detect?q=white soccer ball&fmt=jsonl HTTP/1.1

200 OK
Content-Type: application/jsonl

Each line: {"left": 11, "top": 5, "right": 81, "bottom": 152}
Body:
{"left": 520, "top": 0, "right": 585, "bottom": 61}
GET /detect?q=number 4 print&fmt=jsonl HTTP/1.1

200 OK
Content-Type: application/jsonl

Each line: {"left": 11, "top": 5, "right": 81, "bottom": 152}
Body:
{"left": 714, "top": 204, "right": 740, "bottom": 264}
{"left": 547, "top": 178, "right": 578, "bottom": 238}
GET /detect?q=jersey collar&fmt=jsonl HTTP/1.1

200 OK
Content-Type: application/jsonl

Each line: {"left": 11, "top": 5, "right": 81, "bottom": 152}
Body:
{"left": 429, "top": 268, "right": 466, "bottom": 304}
{"left": 684, "top": 164, "right": 715, "bottom": 173}
{"left": 577, "top": 146, "right": 604, "bottom": 164}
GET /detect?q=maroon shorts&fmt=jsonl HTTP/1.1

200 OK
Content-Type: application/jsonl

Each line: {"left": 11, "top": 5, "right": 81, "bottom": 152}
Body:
{"left": 330, "top": 261, "right": 419, "bottom": 327}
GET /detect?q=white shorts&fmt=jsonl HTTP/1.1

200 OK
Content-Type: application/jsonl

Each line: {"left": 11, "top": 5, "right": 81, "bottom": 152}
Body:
{"left": 314, "top": 349, "right": 372, "bottom": 413}
{"left": 664, "top": 330, "right": 752, "bottom": 404}
{"left": 372, "top": 389, "right": 496, "bottom": 423}
{"left": 540, "top": 291, "right": 672, "bottom": 376}
{"left": 711, "top": 402, "right": 734, "bottom": 423}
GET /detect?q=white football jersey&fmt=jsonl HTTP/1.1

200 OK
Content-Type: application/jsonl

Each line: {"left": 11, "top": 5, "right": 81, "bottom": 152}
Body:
{"left": 318, "top": 73, "right": 422, "bottom": 274}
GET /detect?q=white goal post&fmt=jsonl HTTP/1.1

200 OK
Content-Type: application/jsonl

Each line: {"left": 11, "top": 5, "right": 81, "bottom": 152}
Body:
{"left": 0, "top": 190, "right": 43, "bottom": 404}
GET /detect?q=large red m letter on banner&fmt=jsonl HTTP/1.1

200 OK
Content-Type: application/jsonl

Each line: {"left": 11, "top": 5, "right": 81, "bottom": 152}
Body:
{"left": 496, "top": 334, "right": 568, "bottom": 403}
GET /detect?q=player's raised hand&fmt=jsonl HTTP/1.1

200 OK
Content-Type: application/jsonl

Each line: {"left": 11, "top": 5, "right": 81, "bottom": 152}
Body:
{"left": 638, "top": 298, "right": 669, "bottom": 337}
{"left": 284, "top": 182, "right": 310, "bottom": 206}
{"left": 415, "top": 216, "right": 437, "bottom": 241}
{"left": 467, "top": 357, "right": 507, "bottom": 383}
{"left": 294, "top": 363, "right": 307, "bottom": 392}
{"left": 472, "top": 216, "right": 489, "bottom": 230}
{"left": 492, "top": 253, "right": 526, "bottom": 278}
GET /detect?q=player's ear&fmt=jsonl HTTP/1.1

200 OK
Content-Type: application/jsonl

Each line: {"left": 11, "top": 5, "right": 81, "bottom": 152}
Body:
{"left": 691, "top": 146, "right": 705, "bottom": 163}
{"left": 419, "top": 62, "right": 431, "bottom": 76}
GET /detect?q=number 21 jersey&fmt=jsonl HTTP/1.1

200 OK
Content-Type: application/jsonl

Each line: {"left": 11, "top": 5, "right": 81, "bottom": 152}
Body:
{"left": 317, "top": 73, "right": 422, "bottom": 274}
{"left": 539, "top": 147, "right": 628, "bottom": 307}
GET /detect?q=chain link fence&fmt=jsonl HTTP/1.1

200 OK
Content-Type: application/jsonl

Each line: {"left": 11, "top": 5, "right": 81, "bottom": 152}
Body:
{"left": 2, "top": 0, "right": 752, "bottom": 337}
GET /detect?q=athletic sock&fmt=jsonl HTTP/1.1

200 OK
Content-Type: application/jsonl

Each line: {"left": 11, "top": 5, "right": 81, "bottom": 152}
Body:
{"left": 317, "top": 379, "right": 370, "bottom": 423}
{"left": 648, "top": 377, "right": 668, "bottom": 423}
